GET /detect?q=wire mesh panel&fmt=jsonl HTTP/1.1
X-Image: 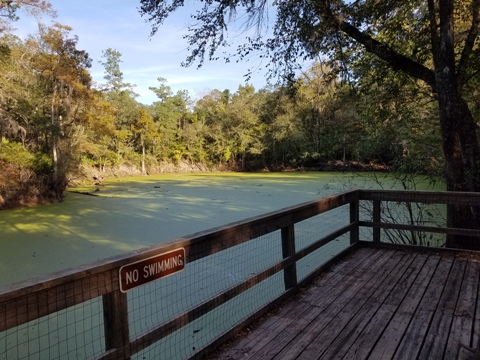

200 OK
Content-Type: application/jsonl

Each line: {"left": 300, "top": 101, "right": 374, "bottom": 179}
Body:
{"left": 0, "top": 298, "right": 104, "bottom": 360}
{"left": 128, "top": 230, "right": 283, "bottom": 359}
{"left": 295, "top": 206, "right": 350, "bottom": 251}
{"left": 133, "top": 272, "right": 284, "bottom": 360}
{"left": 381, "top": 200, "right": 446, "bottom": 246}
{"left": 358, "top": 198, "right": 374, "bottom": 242}
{"left": 359, "top": 199, "right": 447, "bottom": 246}
{"left": 295, "top": 205, "right": 351, "bottom": 282}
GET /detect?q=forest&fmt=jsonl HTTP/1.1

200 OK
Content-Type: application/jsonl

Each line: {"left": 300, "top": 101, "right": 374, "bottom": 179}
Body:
{"left": 0, "top": 0, "right": 478, "bottom": 211}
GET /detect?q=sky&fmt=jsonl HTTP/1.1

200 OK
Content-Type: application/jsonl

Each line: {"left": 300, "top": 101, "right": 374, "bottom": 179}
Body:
{"left": 15, "top": 0, "right": 277, "bottom": 104}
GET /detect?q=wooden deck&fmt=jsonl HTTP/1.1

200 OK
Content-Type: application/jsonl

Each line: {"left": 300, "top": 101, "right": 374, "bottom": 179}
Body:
{"left": 211, "top": 245, "right": 480, "bottom": 360}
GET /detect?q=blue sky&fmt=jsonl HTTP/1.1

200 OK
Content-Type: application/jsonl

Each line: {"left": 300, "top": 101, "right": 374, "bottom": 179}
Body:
{"left": 15, "top": 0, "right": 276, "bottom": 104}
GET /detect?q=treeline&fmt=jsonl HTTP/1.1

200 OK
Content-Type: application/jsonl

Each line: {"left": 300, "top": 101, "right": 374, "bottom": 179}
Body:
{"left": 0, "top": 23, "right": 444, "bottom": 208}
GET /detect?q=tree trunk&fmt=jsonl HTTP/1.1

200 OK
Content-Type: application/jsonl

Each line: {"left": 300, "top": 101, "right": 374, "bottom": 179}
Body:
{"left": 141, "top": 138, "right": 146, "bottom": 175}
{"left": 436, "top": 0, "right": 480, "bottom": 249}
{"left": 51, "top": 87, "right": 59, "bottom": 193}
{"left": 437, "top": 95, "right": 480, "bottom": 249}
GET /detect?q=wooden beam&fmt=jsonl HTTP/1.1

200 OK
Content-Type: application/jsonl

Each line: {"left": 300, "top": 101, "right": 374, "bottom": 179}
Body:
{"left": 282, "top": 224, "right": 297, "bottom": 290}
{"left": 373, "top": 200, "right": 381, "bottom": 243}
{"left": 103, "top": 291, "right": 130, "bottom": 358}
{"left": 350, "top": 201, "right": 360, "bottom": 245}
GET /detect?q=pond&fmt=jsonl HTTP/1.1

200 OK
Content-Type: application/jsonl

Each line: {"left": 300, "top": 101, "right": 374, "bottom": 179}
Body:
{"left": 0, "top": 172, "right": 442, "bottom": 287}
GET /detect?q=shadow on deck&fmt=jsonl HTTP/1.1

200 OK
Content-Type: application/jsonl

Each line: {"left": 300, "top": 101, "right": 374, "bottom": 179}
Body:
{"left": 212, "top": 243, "right": 480, "bottom": 360}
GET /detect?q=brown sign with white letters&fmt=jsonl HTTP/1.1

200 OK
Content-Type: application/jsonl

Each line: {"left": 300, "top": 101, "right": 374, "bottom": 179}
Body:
{"left": 119, "top": 248, "right": 185, "bottom": 292}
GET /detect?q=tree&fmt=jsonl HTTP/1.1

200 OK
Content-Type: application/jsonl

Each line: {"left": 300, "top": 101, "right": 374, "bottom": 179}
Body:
{"left": 149, "top": 78, "right": 191, "bottom": 161}
{"left": 98, "top": 48, "right": 139, "bottom": 142}
{"left": 0, "top": 34, "right": 32, "bottom": 143}
{"left": 79, "top": 90, "right": 117, "bottom": 171}
{"left": 261, "top": 89, "right": 308, "bottom": 169}
{"left": 193, "top": 89, "right": 231, "bottom": 165}
{"left": 132, "top": 108, "right": 158, "bottom": 174}
{"left": 139, "top": 0, "right": 480, "bottom": 249}
{"left": 292, "top": 63, "right": 365, "bottom": 165}
{"left": 0, "top": 0, "right": 55, "bottom": 33}
{"left": 33, "top": 23, "right": 92, "bottom": 196}
{"left": 353, "top": 60, "right": 442, "bottom": 171}
{"left": 0, "top": 1, "right": 56, "bottom": 153}
{"left": 99, "top": 48, "right": 135, "bottom": 94}
{"left": 224, "top": 84, "right": 265, "bottom": 169}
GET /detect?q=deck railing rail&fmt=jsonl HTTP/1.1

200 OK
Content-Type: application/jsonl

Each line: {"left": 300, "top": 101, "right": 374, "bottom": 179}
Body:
{"left": 1, "top": 189, "right": 480, "bottom": 359}
{"left": 359, "top": 190, "right": 480, "bottom": 244}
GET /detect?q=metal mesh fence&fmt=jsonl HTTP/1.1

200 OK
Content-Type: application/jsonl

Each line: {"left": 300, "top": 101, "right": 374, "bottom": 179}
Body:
{"left": 134, "top": 272, "right": 285, "bottom": 360}
{"left": 295, "top": 205, "right": 351, "bottom": 282}
{"left": 128, "top": 230, "right": 283, "bottom": 359}
{"left": 1, "top": 298, "right": 104, "bottom": 360}
{"left": 359, "top": 199, "right": 447, "bottom": 247}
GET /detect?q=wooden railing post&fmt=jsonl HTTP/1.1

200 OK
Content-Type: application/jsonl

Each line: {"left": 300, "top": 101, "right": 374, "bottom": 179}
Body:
{"left": 350, "top": 200, "right": 359, "bottom": 244}
{"left": 281, "top": 225, "right": 298, "bottom": 290}
{"left": 103, "top": 291, "right": 130, "bottom": 359}
{"left": 373, "top": 200, "right": 381, "bottom": 243}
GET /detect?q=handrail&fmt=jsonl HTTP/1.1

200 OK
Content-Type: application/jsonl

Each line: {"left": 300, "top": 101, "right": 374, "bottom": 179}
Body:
{"left": 359, "top": 189, "right": 480, "bottom": 243}
{"left": 359, "top": 189, "right": 480, "bottom": 205}
{"left": 1, "top": 189, "right": 479, "bottom": 359}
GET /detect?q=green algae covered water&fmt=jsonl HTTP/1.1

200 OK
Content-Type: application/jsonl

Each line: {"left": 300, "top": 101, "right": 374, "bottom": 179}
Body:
{"left": 0, "top": 172, "right": 442, "bottom": 287}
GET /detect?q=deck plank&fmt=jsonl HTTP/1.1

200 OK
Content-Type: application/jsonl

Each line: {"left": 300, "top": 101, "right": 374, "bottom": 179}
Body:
{"left": 219, "top": 247, "right": 384, "bottom": 359}
{"left": 296, "top": 251, "right": 419, "bottom": 360}
{"left": 367, "top": 254, "right": 442, "bottom": 360}
{"left": 338, "top": 252, "right": 430, "bottom": 360}
{"left": 271, "top": 249, "right": 407, "bottom": 359}
{"left": 212, "top": 245, "right": 480, "bottom": 360}
{"left": 417, "top": 257, "right": 467, "bottom": 360}
{"left": 391, "top": 255, "right": 455, "bottom": 360}
{"left": 444, "top": 257, "right": 480, "bottom": 359}
{"left": 473, "top": 256, "right": 480, "bottom": 352}
{"left": 236, "top": 248, "right": 395, "bottom": 360}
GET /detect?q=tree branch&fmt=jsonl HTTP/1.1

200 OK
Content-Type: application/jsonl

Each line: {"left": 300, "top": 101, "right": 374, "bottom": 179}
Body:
{"left": 457, "top": 0, "right": 480, "bottom": 90}
{"left": 312, "top": 0, "right": 436, "bottom": 90}
{"left": 339, "top": 21, "right": 437, "bottom": 90}
{"left": 427, "top": 0, "right": 440, "bottom": 70}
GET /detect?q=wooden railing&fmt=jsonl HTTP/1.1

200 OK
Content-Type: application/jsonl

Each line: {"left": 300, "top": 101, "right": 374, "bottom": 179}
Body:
{"left": 359, "top": 190, "right": 480, "bottom": 244}
{"left": 1, "top": 189, "right": 480, "bottom": 359}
